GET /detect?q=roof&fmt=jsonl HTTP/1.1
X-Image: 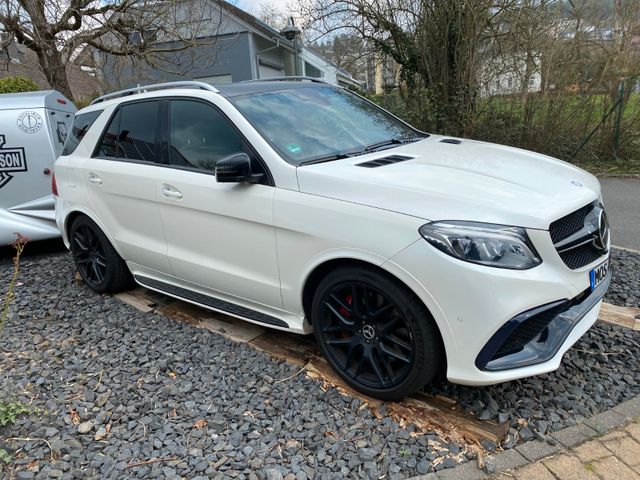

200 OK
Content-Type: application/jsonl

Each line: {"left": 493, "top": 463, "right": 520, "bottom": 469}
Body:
{"left": 0, "top": 89, "right": 76, "bottom": 111}
{"left": 216, "top": 79, "right": 336, "bottom": 98}
{"left": 0, "top": 43, "right": 99, "bottom": 101}
{"left": 218, "top": 1, "right": 294, "bottom": 48}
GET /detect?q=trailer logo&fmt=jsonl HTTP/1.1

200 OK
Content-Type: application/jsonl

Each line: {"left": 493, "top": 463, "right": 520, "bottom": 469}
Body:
{"left": 17, "top": 111, "right": 43, "bottom": 134}
{"left": 0, "top": 135, "right": 27, "bottom": 189}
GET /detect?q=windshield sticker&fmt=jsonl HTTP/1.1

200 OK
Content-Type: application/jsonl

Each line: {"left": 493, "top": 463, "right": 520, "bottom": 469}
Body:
{"left": 0, "top": 135, "right": 28, "bottom": 189}
{"left": 286, "top": 143, "right": 302, "bottom": 155}
{"left": 17, "top": 111, "right": 43, "bottom": 134}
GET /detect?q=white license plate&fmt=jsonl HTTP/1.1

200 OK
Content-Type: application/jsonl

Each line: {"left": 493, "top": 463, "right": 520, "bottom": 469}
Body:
{"left": 589, "top": 259, "right": 609, "bottom": 291}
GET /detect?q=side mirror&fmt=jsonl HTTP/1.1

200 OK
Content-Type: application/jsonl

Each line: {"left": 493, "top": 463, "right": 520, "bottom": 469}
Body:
{"left": 215, "top": 153, "right": 263, "bottom": 183}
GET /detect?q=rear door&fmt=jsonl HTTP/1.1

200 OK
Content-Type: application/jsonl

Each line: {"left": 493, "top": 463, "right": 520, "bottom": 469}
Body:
{"left": 84, "top": 100, "right": 171, "bottom": 275}
{"left": 157, "top": 98, "right": 281, "bottom": 308}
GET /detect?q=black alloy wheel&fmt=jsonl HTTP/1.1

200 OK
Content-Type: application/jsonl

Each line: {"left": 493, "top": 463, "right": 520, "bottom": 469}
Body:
{"left": 72, "top": 224, "right": 107, "bottom": 287}
{"left": 69, "top": 215, "right": 133, "bottom": 293}
{"left": 312, "top": 267, "right": 443, "bottom": 400}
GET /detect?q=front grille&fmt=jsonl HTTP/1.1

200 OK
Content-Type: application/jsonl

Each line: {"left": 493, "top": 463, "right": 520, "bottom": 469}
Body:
{"left": 549, "top": 201, "right": 607, "bottom": 270}
{"left": 493, "top": 304, "right": 565, "bottom": 359}
{"left": 559, "top": 246, "right": 604, "bottom": 270}
{"left": 549, "top": 203, "right": 593, "bottom": 243}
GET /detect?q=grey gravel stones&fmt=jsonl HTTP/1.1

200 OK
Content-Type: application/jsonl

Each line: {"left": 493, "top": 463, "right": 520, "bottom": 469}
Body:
{"left": 605, "top": 248, "right": 640, "bottom": 308}
{"left": 1, "top": 246, "right": 639, "bottom": 478}
{"left": 0, "top": 252, "right": 465, "bottom": 479}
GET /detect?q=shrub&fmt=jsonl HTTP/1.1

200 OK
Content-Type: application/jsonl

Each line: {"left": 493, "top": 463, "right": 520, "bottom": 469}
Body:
{"left": 0, "top": 76, "right": 39, "bottom": 94}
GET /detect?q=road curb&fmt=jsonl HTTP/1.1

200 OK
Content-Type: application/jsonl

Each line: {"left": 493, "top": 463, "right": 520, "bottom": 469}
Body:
{"left": 407, "top": 393, "right": 640, "bottom": 479}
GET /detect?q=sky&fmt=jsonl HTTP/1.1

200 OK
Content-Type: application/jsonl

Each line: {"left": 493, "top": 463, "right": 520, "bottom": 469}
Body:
{"left": 235, "top": 0, "right": 285, "bottom": 14}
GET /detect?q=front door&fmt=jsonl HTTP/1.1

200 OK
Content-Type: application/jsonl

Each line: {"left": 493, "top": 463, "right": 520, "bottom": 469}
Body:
{"left": 157, "top": 98, "right": 281, "bottom": 309}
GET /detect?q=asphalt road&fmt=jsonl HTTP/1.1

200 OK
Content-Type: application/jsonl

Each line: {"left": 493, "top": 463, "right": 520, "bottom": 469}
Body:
{"left": 601, "top": 177, "right": 640, "bottom": 251}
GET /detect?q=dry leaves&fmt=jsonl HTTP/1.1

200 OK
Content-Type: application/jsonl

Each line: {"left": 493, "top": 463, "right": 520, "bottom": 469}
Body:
{"left": 193, "top": 419, "right": 208, "bottom": 429}
{"left": 69, "top": 408, "right": 80, "bottom": 425}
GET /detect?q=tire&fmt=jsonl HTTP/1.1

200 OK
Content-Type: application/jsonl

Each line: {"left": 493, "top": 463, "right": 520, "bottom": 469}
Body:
{"left": 69, "top": 215, "right": 133, "bottom": 293}
{"left": 311, "top": 266, "right": 443, "bottom": 400}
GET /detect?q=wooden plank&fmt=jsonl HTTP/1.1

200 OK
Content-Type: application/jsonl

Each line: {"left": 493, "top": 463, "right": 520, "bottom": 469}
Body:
{"left": 156, "top": 300, "right": 266, "bottom": 343}
{"left": 599, "top": 302, "right": 640, "bottom": 330}
{"left": 115, "top": 291, "right": 155, "bottom": 313}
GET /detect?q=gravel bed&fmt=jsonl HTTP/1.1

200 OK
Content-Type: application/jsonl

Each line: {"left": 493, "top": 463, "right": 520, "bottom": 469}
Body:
{"left": 605, "top": 248, "right": 640, "bottom": 307}
{"left": 0, "top": 253, "right": 468, "bottom": 480}
{"left": 1, "top": 247, "right": 639, "bottom": 478}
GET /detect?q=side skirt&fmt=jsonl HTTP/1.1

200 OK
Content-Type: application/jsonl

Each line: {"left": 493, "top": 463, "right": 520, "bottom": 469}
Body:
{"left": 134, "top": 274, "right": 289, "bottom": 329}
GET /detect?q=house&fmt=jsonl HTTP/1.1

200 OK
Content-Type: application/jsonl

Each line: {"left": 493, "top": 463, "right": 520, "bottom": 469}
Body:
{"left": 0, "top": 42, "right": 99, "bottom": 101}
{"left": 95, "top": 0, "right": 362, "bottom": 91}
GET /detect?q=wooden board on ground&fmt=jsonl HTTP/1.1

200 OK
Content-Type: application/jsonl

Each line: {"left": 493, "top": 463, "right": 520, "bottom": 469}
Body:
{"left": 598, "top": 302, "right": 640, "bottom": 330}
{"left": 114, "top": 285, "right": 509, "bottom": 445}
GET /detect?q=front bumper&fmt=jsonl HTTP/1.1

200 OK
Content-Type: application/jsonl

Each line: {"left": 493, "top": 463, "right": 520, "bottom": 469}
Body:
{"left": 476, "top": 269, "right": 611, "bottom": 371}
{"left": 384, "top": 228, "right": 610, "bottom": 386}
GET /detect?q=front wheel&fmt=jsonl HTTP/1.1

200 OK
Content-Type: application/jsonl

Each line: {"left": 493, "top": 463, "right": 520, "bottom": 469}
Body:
{"left": 69, "top": 215, "right": 133, "bottom": 293}
{"left": 311, "top": 267, "right": 444, "bottom": 401}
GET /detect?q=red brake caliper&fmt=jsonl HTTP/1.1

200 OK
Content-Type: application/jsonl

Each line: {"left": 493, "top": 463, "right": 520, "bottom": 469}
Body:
{"left": 339, "top": 295, "right": 353, "bottom": 338}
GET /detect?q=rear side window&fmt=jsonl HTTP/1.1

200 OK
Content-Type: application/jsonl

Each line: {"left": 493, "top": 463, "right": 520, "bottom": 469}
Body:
{"left": 96, "top": 101, "right": 161, "bottom": 162}
{"left": 61, "top": 110, "right": 102, "bottom": 156}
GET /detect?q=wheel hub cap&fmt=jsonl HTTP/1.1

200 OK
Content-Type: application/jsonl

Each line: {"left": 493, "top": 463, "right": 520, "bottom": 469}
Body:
{"left": 362, "top": 324, "right": 376, "bottom": 340}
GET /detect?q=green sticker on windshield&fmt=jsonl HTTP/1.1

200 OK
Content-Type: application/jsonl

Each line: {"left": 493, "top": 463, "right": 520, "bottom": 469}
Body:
{"left": 287, "top": 143, "right": 302, "bottom": 154}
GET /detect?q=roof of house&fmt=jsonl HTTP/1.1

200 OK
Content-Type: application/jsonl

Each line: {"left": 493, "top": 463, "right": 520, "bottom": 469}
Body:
{"left": 0, "top": 44, "right": 100, "bottom": 101}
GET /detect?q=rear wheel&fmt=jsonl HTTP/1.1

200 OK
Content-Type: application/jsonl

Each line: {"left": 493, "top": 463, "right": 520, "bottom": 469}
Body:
{"left": 69, "top": 215, "right": 133, "bottom": 293}
{"left": 311, "top": 266, "right": 443, "bottom": 400}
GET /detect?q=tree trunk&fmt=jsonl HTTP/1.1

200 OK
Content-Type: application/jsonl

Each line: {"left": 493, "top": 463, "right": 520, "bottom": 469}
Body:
{"left": 36, "top": 48, "right": 74, "bottom": 101}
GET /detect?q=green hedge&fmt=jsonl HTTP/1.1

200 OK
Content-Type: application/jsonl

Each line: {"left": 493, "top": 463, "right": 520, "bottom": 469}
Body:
{"left": 0, "top": 77, "right": 39, "bottom": 94}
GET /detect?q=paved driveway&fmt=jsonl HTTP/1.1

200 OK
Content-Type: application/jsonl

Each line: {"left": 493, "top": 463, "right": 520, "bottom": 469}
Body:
{"left": 600, "top": 177, "right": 640, "bottom": 251}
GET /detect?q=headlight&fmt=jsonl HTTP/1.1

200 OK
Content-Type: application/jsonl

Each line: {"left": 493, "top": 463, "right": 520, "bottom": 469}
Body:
{"left": 419, "top": 221, "right": 541, "bottom": 270}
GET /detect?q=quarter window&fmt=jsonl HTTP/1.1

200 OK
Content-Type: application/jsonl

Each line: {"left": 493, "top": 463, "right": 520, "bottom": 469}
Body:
{"left": 96, "top": 101, "right": 161, "bottom": 162}
{"left": 168, "top": 100, "right": 251, "bottom": 172}
{"left": 62, "top": 110, "right": 102, "bottom": 156}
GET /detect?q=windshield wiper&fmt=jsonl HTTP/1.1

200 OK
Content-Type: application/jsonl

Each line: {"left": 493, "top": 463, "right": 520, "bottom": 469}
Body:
{"left": 299, "top": 152, "right": 353, "bottom": 166}
{"left": 361, "top": 136, "right": 425, "bottom": 153}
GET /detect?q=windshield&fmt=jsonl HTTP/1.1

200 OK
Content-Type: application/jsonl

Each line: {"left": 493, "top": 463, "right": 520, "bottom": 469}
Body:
{"left": 230, "top": 86, "right": 425, "bottom": 166}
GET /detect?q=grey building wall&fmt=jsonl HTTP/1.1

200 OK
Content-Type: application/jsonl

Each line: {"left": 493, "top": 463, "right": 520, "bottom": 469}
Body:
{"left": 100, "top": 32, "right": 254, "bottom": 90}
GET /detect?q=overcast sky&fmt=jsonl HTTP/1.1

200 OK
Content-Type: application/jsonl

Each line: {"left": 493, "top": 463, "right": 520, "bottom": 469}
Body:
{"left": 234, "top": 0, "right": 285, "bottom": 13}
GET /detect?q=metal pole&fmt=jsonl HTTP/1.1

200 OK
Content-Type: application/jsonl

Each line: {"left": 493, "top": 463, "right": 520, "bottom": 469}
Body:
{"left": 613, "top": 79, "right": 624, "bottom": 159}
{"left": 293, "top": 37, "right": 299, "bottom": 76}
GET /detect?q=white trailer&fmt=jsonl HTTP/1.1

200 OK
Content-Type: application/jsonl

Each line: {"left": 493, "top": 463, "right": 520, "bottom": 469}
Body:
{"left": 0, "top": 90, "right": 76, "bottom": 246}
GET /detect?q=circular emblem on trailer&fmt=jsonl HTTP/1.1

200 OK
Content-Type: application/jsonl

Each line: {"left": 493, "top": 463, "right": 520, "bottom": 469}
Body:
{"left": 594, "top": 208, "right": 610, "bottom": 252}
{"left": 17, "top": 111, "right": 43, "bottom": 134}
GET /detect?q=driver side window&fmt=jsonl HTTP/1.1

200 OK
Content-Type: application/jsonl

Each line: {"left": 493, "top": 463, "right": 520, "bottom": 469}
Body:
{"left": 168, "top": 99, "right": 259, "bottom": 175}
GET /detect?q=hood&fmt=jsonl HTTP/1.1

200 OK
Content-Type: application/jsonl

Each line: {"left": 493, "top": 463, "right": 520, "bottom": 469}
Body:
{"left": 296, "top": 135, "right": 601, "bottom": 230}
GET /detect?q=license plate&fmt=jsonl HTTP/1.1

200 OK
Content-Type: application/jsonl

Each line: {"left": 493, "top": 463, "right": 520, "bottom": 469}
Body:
{"left": 589, "top": 259, "right": 609, "bottom": 291}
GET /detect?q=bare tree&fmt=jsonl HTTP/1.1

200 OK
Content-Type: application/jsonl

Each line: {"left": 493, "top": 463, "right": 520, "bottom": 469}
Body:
{"left": 0, "top": 0, "right": 221, "bottom": 100}
{"left": 296, "top": 0, "right": 514, "bottom": 134}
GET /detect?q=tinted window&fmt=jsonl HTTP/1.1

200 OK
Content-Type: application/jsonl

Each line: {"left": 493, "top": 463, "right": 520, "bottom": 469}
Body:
{"left": 230, "top": 86, "right": 423, "bottom": 165}
{"left": 96, "top": 101, "right": 161, "bottom": 162}
{"left": 62, "top": 110, "right": 102, "bottom": 156}
{"left": 168, "top": 100, "right": 247, "bottom": 172}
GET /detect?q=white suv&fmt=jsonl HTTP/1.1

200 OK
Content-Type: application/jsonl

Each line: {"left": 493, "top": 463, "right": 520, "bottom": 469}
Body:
{"left": 54, "top": 79, "right": 611, "bottom": 400}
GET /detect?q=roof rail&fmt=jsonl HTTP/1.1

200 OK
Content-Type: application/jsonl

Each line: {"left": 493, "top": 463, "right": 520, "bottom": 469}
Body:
{"left": 90, "top": 81, "right": 219, "bottom": 105}
{"left": 240, "top": 76, "right": 329, "bottom": 85}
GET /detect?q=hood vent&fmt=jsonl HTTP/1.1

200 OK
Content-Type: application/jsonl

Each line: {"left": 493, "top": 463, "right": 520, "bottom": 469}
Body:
{"left": 440, "top": 138, "right": 462, "bottom": 144}
{"left": 357, "top": 154, "right": 413, "bottom": 168}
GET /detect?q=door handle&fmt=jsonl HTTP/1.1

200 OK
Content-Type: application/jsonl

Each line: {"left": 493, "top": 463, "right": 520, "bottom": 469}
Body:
{"left": 162, "top": 184, "right": 183, "bottom": 199}
{"left": 88, "top": 172, "right": 102, "bottom": 185}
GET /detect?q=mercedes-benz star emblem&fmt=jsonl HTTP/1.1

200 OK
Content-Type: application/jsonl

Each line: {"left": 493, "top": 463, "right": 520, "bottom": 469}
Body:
{"left": 362, "top": 325, "right": 376, "bottom": 340}
{"left": 594, "top": 208, "right": 610, "bottom": 251}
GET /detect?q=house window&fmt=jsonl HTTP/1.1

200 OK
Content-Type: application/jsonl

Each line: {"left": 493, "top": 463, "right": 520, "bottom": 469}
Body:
{"left": 304, "top": 61, "right": 323, "bottom": 78}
